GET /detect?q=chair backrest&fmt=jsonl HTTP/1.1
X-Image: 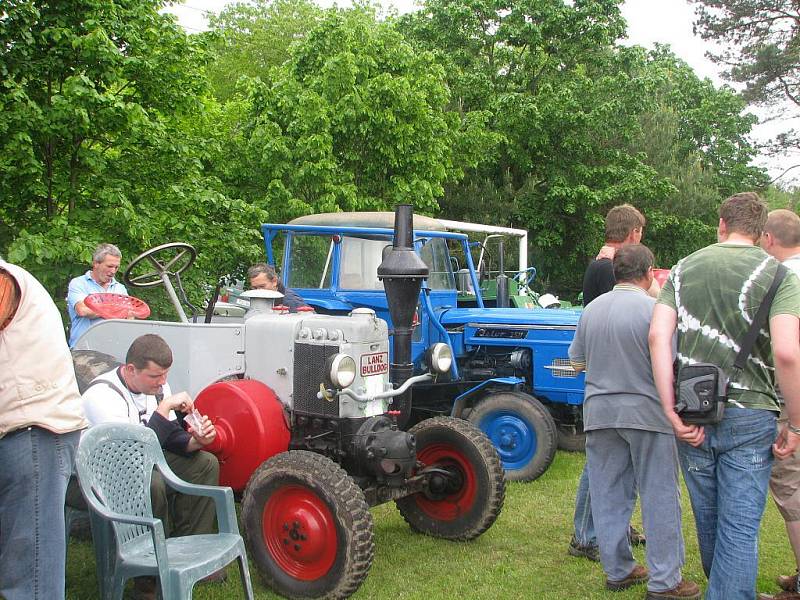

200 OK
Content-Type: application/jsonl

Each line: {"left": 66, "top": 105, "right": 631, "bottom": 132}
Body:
{"left": 75, "top": 423, "right": 161, "bottom": 547}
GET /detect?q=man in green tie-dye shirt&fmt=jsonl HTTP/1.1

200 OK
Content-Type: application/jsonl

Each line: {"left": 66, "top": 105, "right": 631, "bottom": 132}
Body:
{"left": 649, "top": 192, "right": 800, "bottom": 600}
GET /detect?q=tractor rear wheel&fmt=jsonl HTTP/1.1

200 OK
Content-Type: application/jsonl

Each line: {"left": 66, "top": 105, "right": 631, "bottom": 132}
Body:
{"left": 71, "top": 349, "right": 120, "bottom": 393}
{"left": 241, "top": 451, "right": 374, "bottom": 600}
{"left": 396, "top": 417, "right": 505, "bottom": 541}
{"left": 468, "top": 391, "right": 557, "bottom": 481}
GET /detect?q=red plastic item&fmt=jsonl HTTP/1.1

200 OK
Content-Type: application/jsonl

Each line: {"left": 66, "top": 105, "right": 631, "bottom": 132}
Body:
{"left": 194, "top": 379, "right": 290, "bottom": 492}
{"left": 296, "top": 306, "right": 315, "bottom": 313}
{"left": 84, "top": 293, "right": 150, "bottom": 319}
{"left": 653, "top": 268, "right": 671, "bottom": 287}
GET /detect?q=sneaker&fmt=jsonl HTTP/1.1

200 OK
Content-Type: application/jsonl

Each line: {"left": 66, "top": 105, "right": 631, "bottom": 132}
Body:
{"left": 568, "top": 535, "right": 600, "bottom": 562}
{"left": 645, "top": 579, "right": 701, "bottom": 599}
{"left": 606, "top": 564, "right": 649, "bottom": 591}
{"left": 757, "top": 592, "right": 800, "bottom": 600}
{"left": 629, "top": 525, "right": 646, "bottom": 546}
{"left": 779, "top": 573, "right": 800, "bottom": 592}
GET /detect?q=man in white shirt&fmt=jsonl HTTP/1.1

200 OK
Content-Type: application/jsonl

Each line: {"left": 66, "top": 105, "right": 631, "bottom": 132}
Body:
{"left": 81, "top": 334, "right": 222, "bottom": 598}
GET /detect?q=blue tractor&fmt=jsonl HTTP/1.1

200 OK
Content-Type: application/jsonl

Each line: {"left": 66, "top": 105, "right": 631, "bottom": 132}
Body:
{"left": 262, "top": 212, "right": 585, "bottom": 481}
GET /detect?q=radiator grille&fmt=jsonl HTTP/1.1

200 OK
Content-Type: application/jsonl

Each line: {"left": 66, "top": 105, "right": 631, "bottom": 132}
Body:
{"left": 293, "top": 343, "right": 341, "bottom": 416}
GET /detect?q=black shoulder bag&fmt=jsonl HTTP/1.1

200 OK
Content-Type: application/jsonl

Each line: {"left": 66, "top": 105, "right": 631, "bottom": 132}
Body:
{"left": 675, "top": 264, "right": 788, "bottom": 425}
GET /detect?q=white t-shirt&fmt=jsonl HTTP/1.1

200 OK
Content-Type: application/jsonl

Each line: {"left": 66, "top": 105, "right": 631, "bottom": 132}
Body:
{"left": 82, "top": 367, "right": 174, "bottom": 427}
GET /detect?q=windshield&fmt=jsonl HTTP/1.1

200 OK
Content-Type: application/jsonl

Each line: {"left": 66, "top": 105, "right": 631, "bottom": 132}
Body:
{"left": 419, "top": 237, "right": 455, "bottom": 290}
{"left": 339, "top": 236, "right": 388, "bottom": 289}
{"left": 286, "top": 234, "right": 333, "bottom": 289}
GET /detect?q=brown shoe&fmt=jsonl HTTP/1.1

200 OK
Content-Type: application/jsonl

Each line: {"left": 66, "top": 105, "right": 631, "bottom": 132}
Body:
{"left": 133, "top": 576, "right": 157, "bottom": 600}
{"left": 606, "top": 564, "right": 649, "bottom": 591}
{"left": 757, "top": 592, "right": 800, "bottom": 600}
{"left": 645, "top": 579, "right": 701, "bottom": 599}
{"left": 199, "top": 567, "right": 228, "bottom": 584}
{"left": 779, "top": 573, "right": 800, "bottom": 592}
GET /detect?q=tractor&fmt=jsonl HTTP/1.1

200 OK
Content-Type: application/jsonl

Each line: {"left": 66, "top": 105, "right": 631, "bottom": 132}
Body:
{"left": 72, "top": 205, "right": 505, "bottom": 599}
{"left": 259, "top": 212, "right": 588, "bottom": 481}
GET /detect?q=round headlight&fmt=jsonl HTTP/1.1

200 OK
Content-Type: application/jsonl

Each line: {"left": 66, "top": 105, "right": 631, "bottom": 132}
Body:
{"left": 426, "top": 343, "right": 453, "bottom": 374}
{"left": 326, "top": 354, "right": 357, "bottom": 389}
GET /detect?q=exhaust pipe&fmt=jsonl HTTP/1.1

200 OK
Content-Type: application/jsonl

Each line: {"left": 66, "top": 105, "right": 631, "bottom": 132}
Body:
{"left": 378, "top": 205, "right": 429, "bottom": 428}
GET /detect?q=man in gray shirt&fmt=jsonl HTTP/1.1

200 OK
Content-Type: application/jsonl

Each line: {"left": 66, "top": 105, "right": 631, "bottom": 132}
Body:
{"left": 569, "top": 244, "right": 699, "bottom": 599}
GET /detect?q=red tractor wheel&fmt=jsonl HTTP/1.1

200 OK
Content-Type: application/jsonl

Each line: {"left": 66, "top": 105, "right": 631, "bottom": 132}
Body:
{"left": 241, "top": 451, "right": 374, "bottom": 599}
{"left": 395, "top": 416, "right": 505, "bottom": 541}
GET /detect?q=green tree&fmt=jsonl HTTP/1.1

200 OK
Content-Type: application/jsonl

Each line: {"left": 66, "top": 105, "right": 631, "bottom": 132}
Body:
{"left": 0, "top": 0, "right": 267, "bottom": 317}
{"left": 691, "top": 0, "right": 800, "bottom": 150}
{"left": 205, "top": 0, "right": 323, "bottom": 102}
{"left": 214, "top": 7, "right": 492, "bottom": 221}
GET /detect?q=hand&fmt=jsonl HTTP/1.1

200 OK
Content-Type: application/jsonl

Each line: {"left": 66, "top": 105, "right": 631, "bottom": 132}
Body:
{"left": 596, "top": 245, "right": 616, "bottom": 261}
{"left": 188, "top": 415, "right": 216, "bottom": 446}
{"left": 774, "top": 424, "right": 800, "bottom": 459}
{"left": 156, "top": 391, "right": 193, "bottom": 419}
{"left": 669, "top": 412, "right": 705, "bottom": 446}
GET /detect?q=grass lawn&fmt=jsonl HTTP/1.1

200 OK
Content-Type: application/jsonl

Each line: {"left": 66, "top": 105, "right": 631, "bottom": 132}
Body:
{"left": 65, "top": 450, "right": 795, "bottom": 599}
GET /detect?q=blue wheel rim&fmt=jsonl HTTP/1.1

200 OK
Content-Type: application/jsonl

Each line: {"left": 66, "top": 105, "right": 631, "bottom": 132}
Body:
{"left": 478, "top": 410, "right": 536, "bottom": 471}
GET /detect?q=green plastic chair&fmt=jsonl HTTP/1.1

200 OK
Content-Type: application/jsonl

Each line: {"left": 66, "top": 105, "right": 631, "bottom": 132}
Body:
{"left": 74, "top": 423, "right": 254, "bottom": 600}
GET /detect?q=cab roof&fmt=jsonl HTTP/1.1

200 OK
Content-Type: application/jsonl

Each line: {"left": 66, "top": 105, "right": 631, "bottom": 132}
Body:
{"left": 289, "top": 211, "right": 447, "bottom": 232}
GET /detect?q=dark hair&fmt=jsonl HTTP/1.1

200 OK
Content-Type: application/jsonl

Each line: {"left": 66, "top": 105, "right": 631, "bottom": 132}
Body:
{"left": 765, "top": 209, "right": 800, "bottom": 247}
{"left": 605, "top": 204, "right": 645, "bottom": 243}
{"left": 247, "top": 262, "right": 285, "bottom": 293}
{"left": 719, "top": 192, "right": 768, "bottom": 241}
{"left": 126, "top": 334, "right": 173, "bottom": 369}
{"left": 613, "top": 244, "right": 654, "bottom": 283}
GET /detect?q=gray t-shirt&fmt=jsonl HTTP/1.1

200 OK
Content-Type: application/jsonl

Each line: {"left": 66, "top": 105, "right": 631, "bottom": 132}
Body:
{"left": 569, "top": 284, "right": 672, "bottom": 434}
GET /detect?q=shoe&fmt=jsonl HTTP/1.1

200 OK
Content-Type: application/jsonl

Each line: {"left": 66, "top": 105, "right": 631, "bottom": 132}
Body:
{"left": 199, "top": 567, "right": 228, "bottom": 584}
{"left": 606, "top": 564, "right": 649, "bottom": 591}
{"left": 133, "top": 576, "right": 157, "bottom": 600}
{"left": 779, "top": 573, "right": 800, "bottom": 592}
{"left": 629, "top": 525, "right": 646, "bottom": 546}
{"left": 757, "top": 592, "right": 800, "bottom": 600}
{"left": 645, "top": 579, "right": 701, "bottom": 599}
{"left": 568, "top": 535, "right": 600, "bottom": 562}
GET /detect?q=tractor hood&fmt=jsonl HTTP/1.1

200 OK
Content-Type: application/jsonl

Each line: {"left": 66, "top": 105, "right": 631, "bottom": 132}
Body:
{"left": 438, "top": 307, "right": 581, "bottom": 328}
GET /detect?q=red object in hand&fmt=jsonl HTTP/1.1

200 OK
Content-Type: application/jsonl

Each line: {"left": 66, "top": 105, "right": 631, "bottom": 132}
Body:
{"left": 84, "top": 293, "right": 151, "bottom": 319}
{"left": 653, "top": 268, "right": 670, "bottom": 287}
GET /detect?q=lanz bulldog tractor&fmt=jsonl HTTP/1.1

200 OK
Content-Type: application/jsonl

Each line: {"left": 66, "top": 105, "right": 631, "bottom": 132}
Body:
{"left": 72, "top": 206, "right": 505, "bottom": 600}
{"left": 259, "top": 212, "right": 586, "bottom": 482}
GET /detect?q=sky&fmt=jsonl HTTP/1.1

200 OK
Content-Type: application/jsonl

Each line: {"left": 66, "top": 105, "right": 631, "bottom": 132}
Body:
{"left": 164, "top": 0, "right": 800, "bottom": 185}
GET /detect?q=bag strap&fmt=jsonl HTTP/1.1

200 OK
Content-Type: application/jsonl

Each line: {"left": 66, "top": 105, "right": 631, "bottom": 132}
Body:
{"left": 733, "top": 263, "right": 789, "bottom": 371}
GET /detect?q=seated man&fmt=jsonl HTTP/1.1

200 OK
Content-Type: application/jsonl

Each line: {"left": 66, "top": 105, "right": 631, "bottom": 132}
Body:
{"left": 247, "top": 262, "right": 305, "bottom": 311}
{"left": 67, "top": 243, "right": 128, "bottom": 347}
{"left": 79, "top": 334, "right": 222, "bottom": 598}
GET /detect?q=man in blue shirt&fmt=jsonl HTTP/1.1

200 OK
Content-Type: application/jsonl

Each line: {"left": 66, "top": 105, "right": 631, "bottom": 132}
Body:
{"left": 67, "top": 243, "right": 128, "bottom": 347}
{"left": 247, "top": 263, "right": 305, "bottom": 311}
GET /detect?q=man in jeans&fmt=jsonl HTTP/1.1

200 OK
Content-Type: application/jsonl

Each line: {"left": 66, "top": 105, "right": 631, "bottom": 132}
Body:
{"left": 0, "top": 259, "right": 88, "bottom": 600}
{"left": 758, "top": 209, "right": 800, "bottom": 600}
{"left": 570, "top": 204, "right": 653, "bottom": 560}
{"left": 570, "top": 244, "right": 699, "bottom": 599}
{"left": 650, "top": 192, "right": 800, "bottom": 600}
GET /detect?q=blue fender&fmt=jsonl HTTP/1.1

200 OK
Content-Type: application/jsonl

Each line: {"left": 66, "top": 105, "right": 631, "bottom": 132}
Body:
{"left": 450, "top": 377, "right": 523, "bottom": 418}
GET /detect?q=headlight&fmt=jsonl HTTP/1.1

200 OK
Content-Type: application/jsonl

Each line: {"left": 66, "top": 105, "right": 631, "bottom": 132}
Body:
{"left": 425, "top": 343, "right": 452, "bottom": 374}
{"left": 325, "top": 354, "right": 357, "bottom": 389}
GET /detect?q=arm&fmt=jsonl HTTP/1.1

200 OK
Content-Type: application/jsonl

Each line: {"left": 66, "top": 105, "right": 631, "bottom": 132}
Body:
{"left": 67, "top": 278, "right": 99, "bottom": 318}
{"left": 771, "top": 313, "right": 800, "bottom": 459}
{"left": 649, "top": 304, "right": 705, "bottom": 445}
{"left": 0, "top": 269, "right": 20, "bottom": 330}
{"left": 568, "top": 314, "right": 586, "bottom": 374}
{"left": 149, "top": 392, "right": 217, "bottom": 453}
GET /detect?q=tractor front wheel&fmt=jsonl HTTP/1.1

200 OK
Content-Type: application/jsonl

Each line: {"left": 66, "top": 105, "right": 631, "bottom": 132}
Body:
{"left": 241, "top": 451, "right": 374, "bottom": 599}
{"left": 468, "top": 391, "right": 557, "bottom": 481}
{"left": 396, "top": 417, "right": 505, "bottom": 541}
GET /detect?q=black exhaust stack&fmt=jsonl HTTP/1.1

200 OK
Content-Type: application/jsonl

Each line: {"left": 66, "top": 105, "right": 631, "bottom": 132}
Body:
{"left": 378, "top": 204, "right": 429, "bottom": 428}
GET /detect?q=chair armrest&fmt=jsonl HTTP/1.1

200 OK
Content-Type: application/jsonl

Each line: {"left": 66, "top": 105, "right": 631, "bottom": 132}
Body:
{"left": 157, "top": 465, "right": 239, "bottom": 534}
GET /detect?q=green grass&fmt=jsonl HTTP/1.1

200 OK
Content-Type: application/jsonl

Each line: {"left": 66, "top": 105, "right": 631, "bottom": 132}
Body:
{"left": 65, "top": 451, "right": 795, "bottom": 599}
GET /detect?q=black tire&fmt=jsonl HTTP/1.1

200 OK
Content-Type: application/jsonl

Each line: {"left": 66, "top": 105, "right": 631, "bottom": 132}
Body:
{"left": 557, "top": 424, "right": 586, "bottom": 452}
{"left": 467, "top": 391, "right": 557, "bottom": 482}
{"left": 241, "top": 451, "right": 374, "bottom": 599}
{"left": 395, "top": 416, "right": 505, "bottom": 541}
{"left": 71, "top": 349, "right": 121, "bottom": 393}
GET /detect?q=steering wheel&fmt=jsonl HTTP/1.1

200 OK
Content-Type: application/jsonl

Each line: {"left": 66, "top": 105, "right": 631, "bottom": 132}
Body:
{"left": 124, "top": 242, "right": 197, "bottom": 288}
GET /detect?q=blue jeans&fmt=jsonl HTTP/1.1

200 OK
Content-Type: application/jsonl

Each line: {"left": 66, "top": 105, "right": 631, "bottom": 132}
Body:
{"left": 573, "top": 463, "right": 596, "bottom": 546}
{"left": 678, "top": 407, "right": 776, "bottom": 600}
{"left": 0, "top": 427, "right": 79, "bottom": 600}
